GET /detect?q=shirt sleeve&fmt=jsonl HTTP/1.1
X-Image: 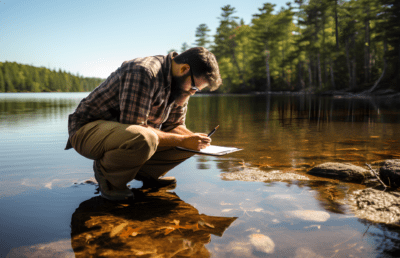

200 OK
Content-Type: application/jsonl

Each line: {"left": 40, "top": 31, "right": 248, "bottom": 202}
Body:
{"left": 161, "top": 102, "right": 188, "bottom": 131}
{"left": 119, "top": 65, "right": 154, "bottom": 125}
{"left": 70, "top": 70, "right": 121, "bottom": 126}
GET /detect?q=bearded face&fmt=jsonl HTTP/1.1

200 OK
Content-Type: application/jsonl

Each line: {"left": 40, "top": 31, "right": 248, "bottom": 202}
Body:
{"left": 170, "top": 72, "right": 192, "bottom": 106}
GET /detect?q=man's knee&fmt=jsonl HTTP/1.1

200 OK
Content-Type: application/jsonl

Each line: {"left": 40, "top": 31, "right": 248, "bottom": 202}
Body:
{"left": 71, "top": 121, "right": 159, "bottom": 162}
{"left": 119, "top": 125, "right": 159, "bottom": 160}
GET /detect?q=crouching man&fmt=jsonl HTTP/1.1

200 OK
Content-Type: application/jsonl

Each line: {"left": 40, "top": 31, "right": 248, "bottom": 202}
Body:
{"left": 65, "top": 47, "right": 222, "bottom": 201}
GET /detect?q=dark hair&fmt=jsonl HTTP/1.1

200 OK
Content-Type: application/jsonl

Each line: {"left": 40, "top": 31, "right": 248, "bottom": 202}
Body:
{"left": 173, "top": 47, "right": 222, "bottom": 91}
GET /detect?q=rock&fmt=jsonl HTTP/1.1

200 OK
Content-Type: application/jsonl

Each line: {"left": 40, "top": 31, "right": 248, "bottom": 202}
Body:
{"left": 221, "top": 169, "right": 309, "bottom": 182}
{"left": 285, "top": 210, "right": 330, "bottom": 222}
{"left": 379, "top": 159, "right": 400, "bottom": 188}
{"left": 249, "top": 234, "right": 275, "bottom": 254}
{"left": 307, "top": 162, "right": 372, "bottom": 183}
{"left": 349, "top": 188, "right": 400, "bottom": 225}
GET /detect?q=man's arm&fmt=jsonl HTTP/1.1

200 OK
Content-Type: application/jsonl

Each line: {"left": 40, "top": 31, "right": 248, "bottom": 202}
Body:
{"left": 168, "top": 125, "right": 194, "bottom": 135}
{"left": 145, "top": 126, "right": 210, "bottom": 151}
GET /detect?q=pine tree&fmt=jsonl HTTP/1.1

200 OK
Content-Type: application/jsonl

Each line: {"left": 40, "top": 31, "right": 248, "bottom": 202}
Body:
{"left": 380, "top": 0, "right": 400, "bottom": 87}
{"left": 3, "top": 64, "right": 15, "bottom": 92}
{"left": 0, "top": 68, "right": 5, "bottom": 92}
{"left": 213, "top": 5, "right": 239, "bottom": 60}
{"left": 250, "top": 3, "right": 277, "bottom": 92}
{"left": 213, "top": 5, "right": 249, "bottom": 91}
{"left": 180, "top": 42, "right": 190, "bottom": 53}
{"left": 195, "top": 24, "right": 211, "bottom": 48}
{"left": 70, "top": 76, "right": 83, "bottom": 92}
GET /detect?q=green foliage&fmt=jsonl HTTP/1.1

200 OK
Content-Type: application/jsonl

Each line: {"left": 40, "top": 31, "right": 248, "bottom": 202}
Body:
{"left": 181, "top": 42, "right": 190, "bottom": 53}
{"left": 0, "top": 67, "right": 5, "bottom": 92}
{"left": 188, "top": 0, "right": 399, "bottom": 93}
{"left": 0, "top": 62, "right": 104, "bottom": 92}
{"left": 195, "top": 24, "right": 211, "bottom": 48}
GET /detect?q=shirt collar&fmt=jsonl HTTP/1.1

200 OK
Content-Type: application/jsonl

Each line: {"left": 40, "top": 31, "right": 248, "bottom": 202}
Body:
{"left": 164, "top": 52, "right": 178, "bottom": 89}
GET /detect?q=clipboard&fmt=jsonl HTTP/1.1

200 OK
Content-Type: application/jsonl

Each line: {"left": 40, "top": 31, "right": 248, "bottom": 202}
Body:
{"left": 176, "top": 145, "right": 242, "bottom": 156}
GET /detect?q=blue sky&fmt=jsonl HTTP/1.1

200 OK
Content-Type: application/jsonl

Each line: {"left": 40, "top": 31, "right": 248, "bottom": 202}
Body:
{"left": 1, "top": 0, "right": 287, "bottom": 78}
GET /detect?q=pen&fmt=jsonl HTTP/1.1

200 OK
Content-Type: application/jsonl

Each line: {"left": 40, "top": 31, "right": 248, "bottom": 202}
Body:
{"left": 207, "top": 125, "right": 219, "bottom": 137}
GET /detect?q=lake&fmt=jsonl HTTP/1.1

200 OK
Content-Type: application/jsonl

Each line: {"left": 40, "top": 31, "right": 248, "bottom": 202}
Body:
{"left": 1, "top": 92, "right": 400, "bottom": 257}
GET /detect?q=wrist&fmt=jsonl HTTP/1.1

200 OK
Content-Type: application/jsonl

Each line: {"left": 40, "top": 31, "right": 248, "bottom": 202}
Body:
{"left": 158, "top": 131, "right": 187, "bottom": 147}
{"left": 175, "top": 134, "right": 188, "bottom": 147}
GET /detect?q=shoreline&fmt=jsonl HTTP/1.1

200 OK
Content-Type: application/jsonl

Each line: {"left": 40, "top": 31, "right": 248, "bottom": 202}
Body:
{"left": 1, "top": 88, "right": 400, "bottom": 98}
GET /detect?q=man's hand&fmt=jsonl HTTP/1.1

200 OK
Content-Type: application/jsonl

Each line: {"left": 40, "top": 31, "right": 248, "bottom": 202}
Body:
{"left": 180, "top": 133, "right": 211, "bottom": 151}
{"left": 142, "top": 125, "right": 211, "bottom": 150}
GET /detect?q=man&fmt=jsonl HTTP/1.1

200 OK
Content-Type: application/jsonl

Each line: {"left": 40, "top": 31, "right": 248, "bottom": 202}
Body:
{"left": 65, "top": 47, "right": 222, "bottom": 201}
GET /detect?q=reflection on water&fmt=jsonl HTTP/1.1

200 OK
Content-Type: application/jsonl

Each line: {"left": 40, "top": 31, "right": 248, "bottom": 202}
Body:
{"left": 1, "top": 93, "right": 400, "bottom": 257}
{"left": 71, "top": 188, "right": 236, "bottom": 257}
{"left": 187, "top": 94, "right": 400, "bottom": 170}
{"left": 0, "top": 93, "right": 81, "bottom": 128}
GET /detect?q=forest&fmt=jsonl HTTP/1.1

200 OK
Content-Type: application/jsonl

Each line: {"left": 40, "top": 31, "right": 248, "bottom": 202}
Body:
{"left": 1, "top": 0, "right": 399, "bottom": 93}
{"left": 0, "top": 62, "right": 104, "bottom": 92}
{"left": 179, "top": 0, "right": 399, "bottom": 93}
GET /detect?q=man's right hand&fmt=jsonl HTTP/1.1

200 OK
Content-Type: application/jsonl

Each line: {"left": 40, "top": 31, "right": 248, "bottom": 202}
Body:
{"left": 142, "top": 126, "right": 211, "bottom": 151}
{"left": 180, "top": 133, "right": 211, "bottom": 151}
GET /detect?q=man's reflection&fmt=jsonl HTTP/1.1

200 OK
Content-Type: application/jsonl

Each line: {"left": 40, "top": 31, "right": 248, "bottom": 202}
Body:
{"left": 70, "top": 188, "right": 236, "bottom": 257}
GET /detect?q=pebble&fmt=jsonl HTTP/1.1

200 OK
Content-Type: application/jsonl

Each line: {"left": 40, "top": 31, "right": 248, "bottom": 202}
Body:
{"left": 286, "top": 210, "right": 330, "bottom": 222}
{"left": 249, "top": 234, "right": 275, "bottom": 254}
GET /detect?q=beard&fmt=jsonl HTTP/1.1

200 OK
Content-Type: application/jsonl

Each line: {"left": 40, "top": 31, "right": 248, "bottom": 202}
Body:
{"left": 169, "top": 73, "right": 191, "bottom": 105}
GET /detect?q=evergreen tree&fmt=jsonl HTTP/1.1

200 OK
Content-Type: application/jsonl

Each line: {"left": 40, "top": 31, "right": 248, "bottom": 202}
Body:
{"left": 3, "top": 64, "right": 15, "bottom": 92}
{"left": 250, "top": 3, "right": 277, "bottom": 91}
{"left": 195, "top": 24, "right": 211, "bottom": 48}
{"left": 70, "top": 76, "right": 83, "bottom": 92}
{"left": 181, "top": 42, "right": 190, "bottom": 53}
{"left": 212, "top": 5, "right": 239, "bottom": 60}
{"left": 380, "top": 0, "right": 400, "bottom": 88}
{"left": 213, "top": 5, "right": 250, "bottom": 91}
{"left": 0, "top": 61, "right": 104, "bottom": 92}
{"left": 0, "top": 68, "right": 5, "bottom": 92}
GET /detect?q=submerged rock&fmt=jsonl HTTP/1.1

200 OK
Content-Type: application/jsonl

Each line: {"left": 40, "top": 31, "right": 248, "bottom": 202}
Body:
{"left": 349, "top": 188, "right": 400, "bottom": 225}
{"left": 249, "top": 234, "right": 275, "bottom": 254}
{"left": 307, "top": 163, "right": 372, "bottom": 183}
{"left": 379, "top": 159, "right": 400, "bottom": 188}
{"left": 220, "top": 169, "right": 309, "bottom": 182}
{"left": 285, "top": 210, "right": 330, "bottom": 222}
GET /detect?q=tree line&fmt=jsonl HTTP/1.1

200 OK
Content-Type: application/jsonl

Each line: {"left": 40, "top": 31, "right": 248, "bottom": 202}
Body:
{"left": 0, "top": 61, "right": 104, "bottom": 92}
{"left": 2, "top": 0, "right": 398, "bottom": 94}
{"left": 177, "top": 0, "right": 399, "bottom": 93}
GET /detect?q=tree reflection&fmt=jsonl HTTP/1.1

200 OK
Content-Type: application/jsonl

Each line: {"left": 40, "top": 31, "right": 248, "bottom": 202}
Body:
{"left": 70, "top": 188, "right": 236, "bottom": 257}
{"left": 296, "top": 180, "right": 353, "bottom": 214}
{"left": 186, "top": 94, "right": 400, "bottom": 173}
{"left": 359, "top": 220, "right": 400, "bottom": 257}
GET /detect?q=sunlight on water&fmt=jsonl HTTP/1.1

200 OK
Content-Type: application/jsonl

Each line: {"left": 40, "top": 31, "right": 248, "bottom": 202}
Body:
{"left": 1, "top": 93, "right": 400, "bottom": 257}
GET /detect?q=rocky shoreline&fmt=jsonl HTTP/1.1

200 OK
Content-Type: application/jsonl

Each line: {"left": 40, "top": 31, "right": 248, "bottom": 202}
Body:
{"left": 307, "top": 160, "right": 400, "bottom": 226}
{"left": 222, "top": 159, "right": 400, "bottom": 226}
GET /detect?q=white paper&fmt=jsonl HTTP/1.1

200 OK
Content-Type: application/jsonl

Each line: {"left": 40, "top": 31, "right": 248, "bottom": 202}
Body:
{"left": 176, "top": 145, "right": 242, "bottom": 156}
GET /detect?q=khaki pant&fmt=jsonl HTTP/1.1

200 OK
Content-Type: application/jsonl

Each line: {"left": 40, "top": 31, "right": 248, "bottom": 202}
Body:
{"left": 70, "top": 120, "right": 194, "bottom": 189}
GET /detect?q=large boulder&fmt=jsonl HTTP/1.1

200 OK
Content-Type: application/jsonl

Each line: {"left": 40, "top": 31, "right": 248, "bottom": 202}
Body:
{"left": 307, "top": 162, "right": 372, "bottom": 183}
{"left": 379, "top": 159, "right": 400, "bottom": 188}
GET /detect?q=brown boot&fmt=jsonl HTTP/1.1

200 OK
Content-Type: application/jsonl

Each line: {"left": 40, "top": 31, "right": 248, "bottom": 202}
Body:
{"left": 135, "top": 173, "right": 177, "bottom": 189}
{"left": 93, "top": 160, "right": 134, "bottom": 201}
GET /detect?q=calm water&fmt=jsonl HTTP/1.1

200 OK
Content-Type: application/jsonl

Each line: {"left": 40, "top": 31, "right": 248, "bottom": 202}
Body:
{"left": 1, "top": 92, "right": 400, "bottom": 257}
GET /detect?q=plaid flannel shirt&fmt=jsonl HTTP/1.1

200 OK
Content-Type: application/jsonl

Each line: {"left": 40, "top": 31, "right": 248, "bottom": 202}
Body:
{"left": 65, "top": 52, "right": 187, "bottom": 149}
